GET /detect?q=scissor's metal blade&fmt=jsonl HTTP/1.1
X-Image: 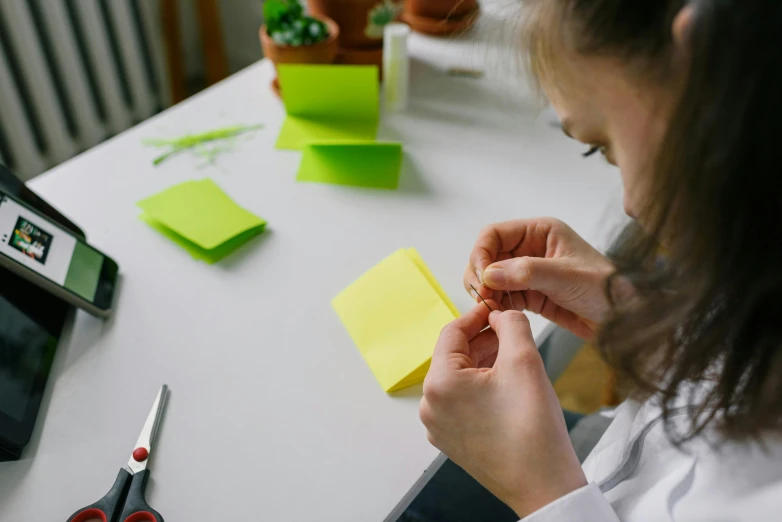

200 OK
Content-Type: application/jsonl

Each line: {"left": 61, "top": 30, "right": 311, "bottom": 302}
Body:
{"left": 128, "top": 384, "right": 168, "bottom": 474}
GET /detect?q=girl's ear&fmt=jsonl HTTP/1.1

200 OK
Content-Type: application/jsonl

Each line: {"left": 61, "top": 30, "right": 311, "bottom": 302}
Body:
{"left": 673, "top": 5, "right": 695, "bottom": 49}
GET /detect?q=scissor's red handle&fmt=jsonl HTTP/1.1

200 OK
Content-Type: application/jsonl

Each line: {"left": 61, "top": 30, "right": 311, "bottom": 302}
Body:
{"left": 118, "top": 470, "right": 164, "bottom": 522}
{"left": 69, "top": 507, "right": 108, "bottom": 522}
{"left": 67, "top": 469, "right": 131, "bottom": 522}
{"left": 124, "top": 512, "right": 161, "bottom": 522}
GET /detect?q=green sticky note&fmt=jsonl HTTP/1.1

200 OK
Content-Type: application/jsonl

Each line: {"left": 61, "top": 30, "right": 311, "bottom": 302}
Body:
{"left": 139, "top": 214, "right": 263, "bottom": 264}
{"left": 297, "top": 141, "right": 403, "bottom": 189}
{"left": 276, "top": 65, "right": 379, "bottom": 150}
{"left": 138, "top": 179, "right": 266, "bottom": 264}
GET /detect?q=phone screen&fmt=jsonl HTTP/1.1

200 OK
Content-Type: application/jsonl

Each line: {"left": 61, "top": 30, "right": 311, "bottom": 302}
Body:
{"left": 0, "top": 195, "right": 106, "bottom": 303}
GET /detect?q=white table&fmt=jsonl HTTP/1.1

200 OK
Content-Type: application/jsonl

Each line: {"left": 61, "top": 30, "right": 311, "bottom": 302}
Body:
{"left": 0, "top": 10, "right": 622, "bottom": 521}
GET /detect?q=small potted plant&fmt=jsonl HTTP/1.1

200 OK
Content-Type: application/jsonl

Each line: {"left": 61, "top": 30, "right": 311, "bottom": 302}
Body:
{"left": 308, "top": 0, "right": 403, "bottom": 67}
{"left": 259, "top": 0, "right": 340, "bottom": 95}
{"left": 403, "top": 0, "right": 479, "bottom": 36}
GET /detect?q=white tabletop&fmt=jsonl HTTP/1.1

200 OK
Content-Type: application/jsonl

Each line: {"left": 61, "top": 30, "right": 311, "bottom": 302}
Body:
{"left": 0, "top": 10, "right": 622, "bottom": 521}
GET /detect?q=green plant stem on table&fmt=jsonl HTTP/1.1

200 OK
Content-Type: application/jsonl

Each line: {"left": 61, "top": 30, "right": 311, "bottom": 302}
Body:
{"left": 144, "top": 125, "right": 263, "bottom": 166}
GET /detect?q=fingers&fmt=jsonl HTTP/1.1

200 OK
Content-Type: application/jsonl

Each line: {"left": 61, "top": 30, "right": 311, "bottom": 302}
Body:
{"left": 483, "top": 257, "right": 575, "bottom": 294}
{"left": 469, "top": 219, "right": 559, "bottom": 281}
{"left": 450, "top": 302, "right": 494, "bottom": 341}
{"left": 500, "top": 290, "right": 527, "bottom": 313}
{"left": 465, "top": 259, "right": 510, "bottom": 302}
{"left": 477, "top": 351, "right": 498, "bottom": 368}
{"left": 470, "top": 226, "right": 499, "bottom": 282}
{"left": 516, "top": 290, "right": 596, "bottom": 340}
{"left": 430, "top": 302, "right": 502, "bottom": 375}
{"left": 469, "top": 328, "right": 499, "bottom": 367}
{"left": 430, "top": 304, "right": 491, "bottom": 371}
{"left": 488, "top": 310, "right": 543, "bottom": 372}
{"left": 464, "top": 264, "right": 493, "bottom": 301}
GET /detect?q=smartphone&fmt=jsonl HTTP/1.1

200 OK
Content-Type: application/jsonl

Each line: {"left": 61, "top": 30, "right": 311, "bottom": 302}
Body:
{"left": 0, "top": 190, "right": 118, "bottom": 317}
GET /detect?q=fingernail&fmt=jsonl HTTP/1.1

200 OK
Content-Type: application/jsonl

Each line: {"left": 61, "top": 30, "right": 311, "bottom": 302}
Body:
{"left": 483, "top": 267, "right": 506, "bottom": 286}
{"left": 489, "top": 310, "right": 501, "bottom": 321}
{"left": 475, "top": 268, "right": 484, "bottom": 285}
{"left": 469, "top": 287, "right": 479, "bottom": 300}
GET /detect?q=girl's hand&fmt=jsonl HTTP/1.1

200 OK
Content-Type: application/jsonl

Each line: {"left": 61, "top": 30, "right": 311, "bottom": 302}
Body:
{"left": 464, "top": 218, "right": 614, "bottom": 340}
{"left": 420, "top": 305, "right": 587, "bottom": 518}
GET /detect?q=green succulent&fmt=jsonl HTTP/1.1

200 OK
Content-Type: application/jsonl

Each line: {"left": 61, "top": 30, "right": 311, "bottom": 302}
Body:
{"left": 263, "top": 0, "right": 329, "bottom": 47}
{"left": 365, "top": 0, "right": 403, "bottom": 39}
{"left": 369, "top": 0, "right": 402, "bottom": 26}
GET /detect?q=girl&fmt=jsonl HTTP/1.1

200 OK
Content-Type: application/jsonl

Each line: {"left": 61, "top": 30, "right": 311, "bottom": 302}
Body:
{"left": 419, "top": 1, "right": 782, "bottom": 520}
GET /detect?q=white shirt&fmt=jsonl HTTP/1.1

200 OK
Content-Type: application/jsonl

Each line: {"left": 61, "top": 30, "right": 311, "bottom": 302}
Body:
{"left": 525, "top": 399, "right": 782, "bottom": 521}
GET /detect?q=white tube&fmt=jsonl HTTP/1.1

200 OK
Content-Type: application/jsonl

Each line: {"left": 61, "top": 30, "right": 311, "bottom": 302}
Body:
{"left": 383, "top": 23, "right": 411, "bottom": 112}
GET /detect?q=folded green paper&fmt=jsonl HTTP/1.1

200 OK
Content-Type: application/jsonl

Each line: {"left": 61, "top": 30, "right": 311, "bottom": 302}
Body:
{"left": 297, "top": 141, "right": 403, "bottom": 189}
{"left": 276, "top": 65, "right": 380, "bottom": 150}
{"left": 138, "top": 179, "right": 266, "bottom": 264}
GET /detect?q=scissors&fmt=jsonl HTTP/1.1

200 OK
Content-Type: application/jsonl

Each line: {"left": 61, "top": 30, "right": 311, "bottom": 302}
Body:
{"left": 67, "top": 385, "right": 168, "bottom": 522}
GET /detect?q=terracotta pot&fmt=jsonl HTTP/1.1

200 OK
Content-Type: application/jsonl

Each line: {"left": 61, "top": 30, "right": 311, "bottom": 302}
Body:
{"left": 405, "top": 0, "right": 478, "bottom": 20}
{"left": 308, "top": 0, "right": 402, "bottom": 49}
{"left": 334, "top": 46, "right": 384, "bottom": 79}
{"left": 335, "top": 46, "right": 384, "bottom": 66}
{"left": 259, "top": 17, "right": 340, "bottom": 68}
{"left": 402, "top": 9, "right": 479, "bottom": 36}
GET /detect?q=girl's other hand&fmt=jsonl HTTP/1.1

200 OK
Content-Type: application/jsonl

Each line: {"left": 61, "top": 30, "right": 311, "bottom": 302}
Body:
{"left": 420, "top": 305, "right": 587, "bottom": 518}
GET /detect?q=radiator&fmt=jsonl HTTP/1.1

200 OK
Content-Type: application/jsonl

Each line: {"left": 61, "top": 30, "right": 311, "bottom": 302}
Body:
{"left": 0, "top": 0, "right": 171, "bottom": 181}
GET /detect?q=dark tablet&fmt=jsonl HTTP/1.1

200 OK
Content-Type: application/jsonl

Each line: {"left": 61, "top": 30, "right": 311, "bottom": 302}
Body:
{"left": 0, "top": 164, "right": 82, "bottom": 460}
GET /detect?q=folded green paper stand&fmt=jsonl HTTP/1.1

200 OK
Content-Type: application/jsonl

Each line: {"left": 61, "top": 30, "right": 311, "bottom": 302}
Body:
{"left": 276, "top": 65, "right": 380, "bottom": 150}
{"left": 297, "top": 141, "right": 403, "bottom": 189}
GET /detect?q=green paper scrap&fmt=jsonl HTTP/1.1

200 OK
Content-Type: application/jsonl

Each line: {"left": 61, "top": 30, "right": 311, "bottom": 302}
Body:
{"left": 138, "top": 179, "right": 266, "bottom": 264}
{"left": 144, "top": 124, "right": 263, "bottom": 166}
{"left": 275, "top": 65, "right": 379, "bottom": 150}
{"left": 297, "top": 141, "right": 403, "bottom": 189}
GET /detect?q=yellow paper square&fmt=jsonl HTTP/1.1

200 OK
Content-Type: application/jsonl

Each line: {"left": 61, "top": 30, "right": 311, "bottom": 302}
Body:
{"left": 332, "top": 249, "right": 459, "bottom": 392}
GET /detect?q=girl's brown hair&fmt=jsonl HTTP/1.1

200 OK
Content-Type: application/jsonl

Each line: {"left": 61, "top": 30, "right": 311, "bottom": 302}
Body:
{"left": 525, "top": 0, "right": 782, "bottom": 441}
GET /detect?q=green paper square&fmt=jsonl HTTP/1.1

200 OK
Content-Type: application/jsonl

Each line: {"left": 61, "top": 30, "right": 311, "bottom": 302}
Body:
{"left": 139, "top": 214, "right": 264, "bottom": 264}
{"left": 138, "top": 179, "right": 266, "bottom": 263}
{"left": 297, "top": 141, "right": 403, "bottom": 190}
{"left": 275, "top": 65, "right": 379, "bottom": 150}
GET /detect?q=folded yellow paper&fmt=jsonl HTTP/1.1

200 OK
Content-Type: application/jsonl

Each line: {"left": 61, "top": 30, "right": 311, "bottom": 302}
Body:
{"left": 332, "top": 248, "right": 459, "bottom": 392}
